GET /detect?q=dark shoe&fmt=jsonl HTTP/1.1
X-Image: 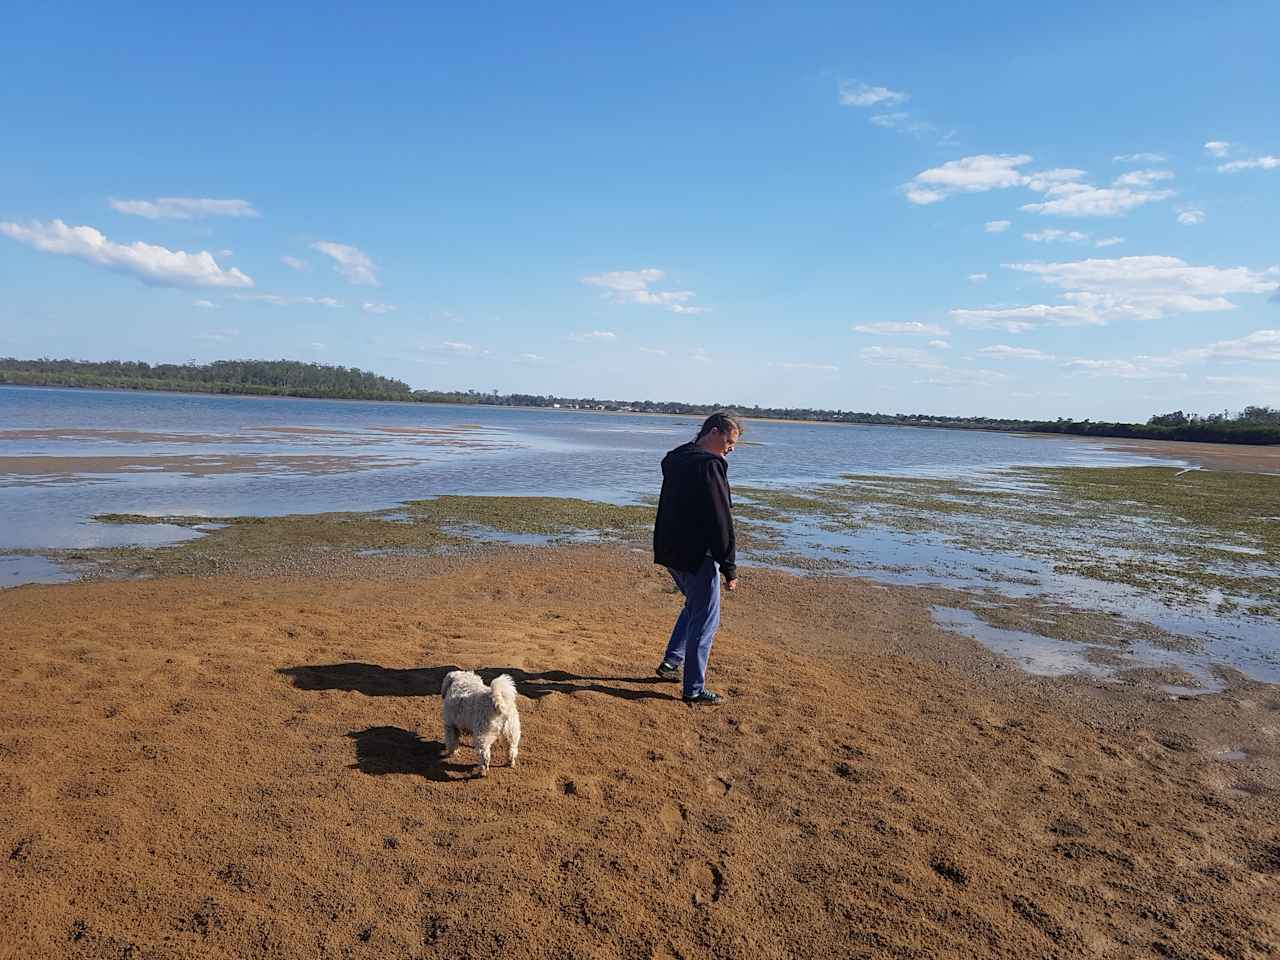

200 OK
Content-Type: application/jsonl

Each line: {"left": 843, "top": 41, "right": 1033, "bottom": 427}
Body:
{"left": 655, "top": 661, "right": 681, "bottom": 682}
{"left": 683, "top": 690, "right": 723, "bottom": 706}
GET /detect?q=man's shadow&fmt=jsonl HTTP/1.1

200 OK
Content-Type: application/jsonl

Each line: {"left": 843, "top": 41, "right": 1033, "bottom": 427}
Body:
{"left": 278, "top": 663, "right": 676, "bottom": 781}
{"left": 276, "top": 663, "right": 674, "bottom": 702}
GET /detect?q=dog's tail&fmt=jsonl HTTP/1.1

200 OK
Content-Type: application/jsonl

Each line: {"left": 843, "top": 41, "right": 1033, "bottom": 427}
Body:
{"left": 490, "top": 674, "right": 517, "bottom": 712}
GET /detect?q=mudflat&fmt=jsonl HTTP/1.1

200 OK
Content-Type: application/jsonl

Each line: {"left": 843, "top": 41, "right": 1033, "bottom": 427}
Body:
{"left": 2, "top": 546, "right": 1277, "bottom": 959}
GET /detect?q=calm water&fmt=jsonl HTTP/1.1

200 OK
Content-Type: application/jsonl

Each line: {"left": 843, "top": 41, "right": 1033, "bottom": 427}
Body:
{"left": 13, "top": 384, "right": 1276, "bottom": 688}
{"left": 0, "top": 384, "right": 1180, "bottom": 552}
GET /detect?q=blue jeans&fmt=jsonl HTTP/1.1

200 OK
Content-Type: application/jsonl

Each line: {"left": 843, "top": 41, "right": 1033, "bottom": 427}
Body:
{"left": 661, "top": 557, "right": 721, "bottom": 697}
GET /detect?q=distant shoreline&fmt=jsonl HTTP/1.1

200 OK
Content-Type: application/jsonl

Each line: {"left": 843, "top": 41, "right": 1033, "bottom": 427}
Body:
{"left": 4, "top": 376, "right": 1278, "bottom": 449}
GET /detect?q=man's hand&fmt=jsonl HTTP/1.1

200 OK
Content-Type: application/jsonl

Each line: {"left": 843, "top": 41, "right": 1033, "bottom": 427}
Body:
{"left": 726, "top": 578, "right": 738, "bottom": 591}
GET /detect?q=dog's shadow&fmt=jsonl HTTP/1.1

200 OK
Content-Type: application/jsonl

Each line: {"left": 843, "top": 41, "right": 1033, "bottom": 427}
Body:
{"left": 279, "top": 663, "right": 675, "bottom": 782}
{"left": 346, "top": 726, "right": 475, "bottom": 782}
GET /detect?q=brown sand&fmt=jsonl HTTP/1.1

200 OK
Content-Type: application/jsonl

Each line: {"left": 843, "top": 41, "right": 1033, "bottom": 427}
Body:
{"left": 2, "top": 547, "right": 1278, "bottom": 959}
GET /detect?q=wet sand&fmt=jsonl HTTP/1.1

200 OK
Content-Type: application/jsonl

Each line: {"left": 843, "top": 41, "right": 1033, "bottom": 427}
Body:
{"left": 2, "top": 545, "right": 1277, "bottom": 959}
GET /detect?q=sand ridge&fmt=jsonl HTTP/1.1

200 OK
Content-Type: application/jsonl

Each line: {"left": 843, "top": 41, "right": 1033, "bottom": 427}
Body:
{"left": 1, "top": 546, "right": 1277, "bottom": 959}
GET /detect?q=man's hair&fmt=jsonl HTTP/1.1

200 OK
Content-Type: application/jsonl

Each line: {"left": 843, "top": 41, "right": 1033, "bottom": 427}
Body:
{"left": 696, "top": 411, "right": 742, "bottom": 440}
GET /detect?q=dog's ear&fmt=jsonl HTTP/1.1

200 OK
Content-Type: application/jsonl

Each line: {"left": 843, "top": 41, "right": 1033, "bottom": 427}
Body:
{"left": 440, "top": 671, "right": 456, "bottom": 697}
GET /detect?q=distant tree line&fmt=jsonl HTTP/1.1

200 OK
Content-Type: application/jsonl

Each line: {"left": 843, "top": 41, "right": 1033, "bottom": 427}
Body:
{"left": 3, "top": 357, "right": 1277, "bottom": 445}
{"left": 0, "top": 357, "right": 412, "bottom": 401}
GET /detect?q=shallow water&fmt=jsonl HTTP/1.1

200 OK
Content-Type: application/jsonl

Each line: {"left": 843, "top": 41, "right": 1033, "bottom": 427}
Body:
{"left": 7, "top": 385, "right": 1275, "bottom": 687}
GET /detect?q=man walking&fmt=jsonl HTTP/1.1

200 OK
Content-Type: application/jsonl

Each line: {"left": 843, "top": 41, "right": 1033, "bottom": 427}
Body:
{"left": 652, "top": 412, "right": 741, "bottom": 705}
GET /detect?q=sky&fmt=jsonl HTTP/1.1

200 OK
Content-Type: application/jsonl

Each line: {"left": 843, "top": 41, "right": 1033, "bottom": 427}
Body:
{"left": 1, "top": 2, "right": 1277, "bottom": 421}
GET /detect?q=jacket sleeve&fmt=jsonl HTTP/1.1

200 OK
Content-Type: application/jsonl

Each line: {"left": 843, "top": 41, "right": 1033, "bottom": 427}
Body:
{"left": 703, "top": 458, "right": 737, "bottom": 580}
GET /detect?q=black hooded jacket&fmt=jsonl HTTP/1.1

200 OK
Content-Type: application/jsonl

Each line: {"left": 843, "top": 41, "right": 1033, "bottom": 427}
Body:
{"left": 653, "top": 441, "right": 736, "bottom": 580}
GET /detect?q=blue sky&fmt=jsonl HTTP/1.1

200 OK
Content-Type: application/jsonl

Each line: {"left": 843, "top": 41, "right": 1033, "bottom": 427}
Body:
{"left": 2, "top": 1, "right": 1277, "bottom": 420}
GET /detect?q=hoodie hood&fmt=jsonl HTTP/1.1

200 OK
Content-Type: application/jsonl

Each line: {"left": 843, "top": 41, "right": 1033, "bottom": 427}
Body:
{"left": 661, "top": 440, "right": 723, "bottom": 477}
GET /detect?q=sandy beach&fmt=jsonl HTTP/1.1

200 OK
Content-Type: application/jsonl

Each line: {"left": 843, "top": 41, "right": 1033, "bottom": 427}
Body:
{"left": 3, "top": 544, "right": 1277, "bottom": 959}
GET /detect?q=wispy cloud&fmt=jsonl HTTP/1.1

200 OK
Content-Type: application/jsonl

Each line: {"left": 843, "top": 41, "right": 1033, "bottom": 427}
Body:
{"left": 362, "top": 302, "right": 396, "bottom": 315}
{"left": 953, "top": 256, "right": 1274, "bottom": 332}
{"left": 516, "top": 353, "right": 545, "bottom": 363}
{"left": 1114, "top": 153, "right": 1166, "bottom": 164}
{"left": 193, "top": 299, "right": 218, "bottom": 309}
{"left": 569, "top": 330, "right": 618, "bottom": 342}
{"left": 1095, "top": 237, "right": 1125, "bottom": 248}
{"left": 1025, "top": 229, "right": 1089, "bottom": 243}
{"left": 852, "top": 321, "right": 947, "bottom": 336}
{"left": 838, "top": 82, "right": 909, "bottom": 107}
{"left": 984, "top": 220, "right": 1011, "bottom": 233}
{"left": 1217, "top": 156, "right": 1279, "bottom": 173}
{"left": 233, "top": 293, "right": 340, "bottom": 307}
{"left": 1177, "top": 209, "right": 1206, "bottom": 225}
{"left": 906, "top": 155, "right": 1174, "bottom": 216}
{"left": 905, "top": 154, "right": 1033, "bottom": 205}
{"left": 281, "top": 255, "right": 310, "bottom": 271}
{"left": 639, "top": 346, "right": 668, "bottom": 356}
{"left": 0, "top": 219, "right": 254, "bottom": 289}
{"left": 976, "top": 344, "right": 1055, "bottom": 360}
{"left": 109, "top": 197, "right": 260, "bottom": 220}
{"left": 581, "top": 269, "right": 707, "bottom": 313}
{"left": 1203, "top": 141, "right": 1232, "bottom": 158}
{"left": 311, "top": 241, "right": 379, "bottom": 286}
{"left": 968, "top": 273, "right": 988, "bottom": 282}
{"left": 860, "top": 346, "right": 944, "bottom": 369}
{"left": 1112, "top": 169, "right": 1174, "bottom": 188}
{"left": 769, "top": 361, "right": 839, "bottom": 372}
{"left": 195, "top": 327, "right": 241, "bottom": 342}
{"left": 928, "top": 339, "right": 951, "bottom": 349}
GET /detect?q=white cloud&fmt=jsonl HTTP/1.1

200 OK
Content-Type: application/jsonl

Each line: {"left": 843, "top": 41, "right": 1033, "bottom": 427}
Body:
{"left": 860, "top": 346, "right": 944, "bottom": 369}
{"left": 1025, "top": 229, "right": 1090, "bottom": 243}
{"left": 517, "top": 353, "right": 545, "bottom": 362}
{"left": 1217, "top": 156, "right": 1280, "bottom": 173}
{"left": 311, "top": 241, "right": 379, "bottom": 286}
{"left": 1204, "top": 141, "right": 1232, "bottom": 157}
{"left": 951, "top": 304, "right": 1092, "bottom": 332}
{"left": 193, "top": 299, "right": 218, "bottom": 309}
{"left": 984, "top": 220, "right": 1012, "bottom": 233}
{"left": 1063, "top": 358, "right": 1184, "bottom": 380}
{"left": 362, "top": 302, "right": 396, "bottom": 314}
{"left": 1114, "top": 153, "right": 1167, "bottom": 164}
{"left": 905, "top": 154, "right": 1032, "bottom": 205}
{"left": 443, "top": 340, "right": 475, "bottom": 352}
{"left": 1020, "top": 183, "right": 1174, "bottom": 217}
{"left": 310, "top": 342, "right": 327, "bottom": 351}
{"left": 917, "top": 368, "right": 1008, "bottom": 387}
{"left": 1112, "top": 169, "right": 1175, "bottom": 188}
{"left": 281, "top": 255, "right": 310, "bottom": 271}
{"left": 839, "top": 82, "right": 909, "bottom": 107}
{"left": 580, "top": 268, "right": 704, "bottom": 313}
{"left": 976, "top": 344, "right": 1055, "bottom": 360}
{"left": 908, "top": 156, "right": 1172, "bottom": 217}
{"left": 196, "top": 327, "right": 240, "bottom": 342}
{"left": 0, "top": 219, "right": 254, "bottom": 289}
{"left": 928, "top": 339, "right": 951, "bottom": 349}
{"left": 968, "top": 273, "right": 988, "bottom": 282}
{"left": 852, "top": 321, "right": 947, "bottom": 336}
{"left": 639, "top": 346, "right": 667, "bottom": 356}
{"left": 769, "top": 361, "right": 839, "bottom": 372}
{"left": 955, "top": 256, "right": 1275, "bottom": 332}
{"left": 233, "top": 293, "right": 340, "bottom": 307}
{"left": 1095, "top": 237, "right": 1125, "bottom": 248}
{"left": 569, "top": 330, "right": 618, "bottom": 342}
{"left": 1197, "top": 329, "right": 1280, "bottom": 362}
{"left": 109, "top": 197, "right": 260, "bottom": 220}
{"left": 1177, "top": 209, "right": 1206, "bottom": 225}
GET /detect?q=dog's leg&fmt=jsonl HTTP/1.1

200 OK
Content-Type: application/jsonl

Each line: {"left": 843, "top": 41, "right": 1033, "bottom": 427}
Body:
{"left": 507, "top": 716, "right": 520, "bottom": 768}
{"left": 442, "top": 723, "right": 458, "bottom": 758}
{"left": 475, "top": 734, "right": 494, "bottom": 777}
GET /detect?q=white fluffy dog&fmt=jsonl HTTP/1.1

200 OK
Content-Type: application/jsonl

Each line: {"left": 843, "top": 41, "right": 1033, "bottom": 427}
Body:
{"left": 440, "top": 670, "right": 521, "bottom": 777}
